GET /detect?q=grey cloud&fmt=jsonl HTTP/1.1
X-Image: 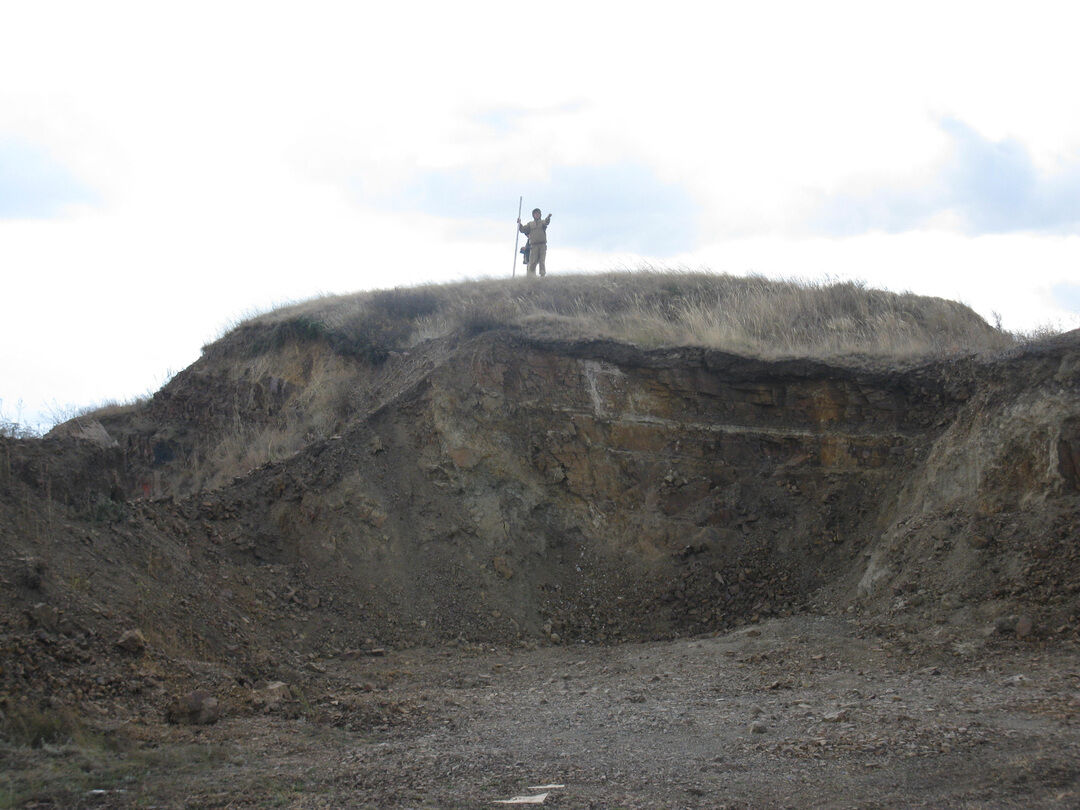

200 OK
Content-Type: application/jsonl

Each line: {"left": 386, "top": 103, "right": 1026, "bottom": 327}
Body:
{"left": 812, "top": 117, "right": 1080, "bottom": 236}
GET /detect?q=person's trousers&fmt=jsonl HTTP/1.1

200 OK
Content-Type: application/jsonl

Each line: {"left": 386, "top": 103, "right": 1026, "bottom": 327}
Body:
{"left": 527, "top": 243, "right": 547, "bottom": 277}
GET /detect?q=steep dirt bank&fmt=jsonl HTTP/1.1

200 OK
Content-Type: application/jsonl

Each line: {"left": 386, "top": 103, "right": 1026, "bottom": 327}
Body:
{"left": 169, "top": 333, "right": 958, "bottom": 646}
{"left": 161, "top": 331, "right": 1080, "bottom": 642}
{"left": 8, "top": 331, "right": 1080, "bottom": 647}
{"left": 4, "top": 329, "right": 1078, "bottom": 655}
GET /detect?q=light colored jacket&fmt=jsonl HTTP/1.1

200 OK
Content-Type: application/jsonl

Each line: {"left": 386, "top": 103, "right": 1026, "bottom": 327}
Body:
{"left": 519, "top": 215, "right": 551, "bottom": 245}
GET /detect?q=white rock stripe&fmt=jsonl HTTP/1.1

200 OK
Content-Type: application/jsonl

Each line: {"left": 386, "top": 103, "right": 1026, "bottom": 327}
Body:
{"left": 494, "top": 792, "right": 549, "bottom": 805}
{"left": 494, "top": 783, "right": 565, "bottom": 804}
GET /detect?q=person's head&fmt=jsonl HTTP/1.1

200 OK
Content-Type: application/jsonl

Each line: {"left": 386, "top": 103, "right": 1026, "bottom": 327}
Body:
{"left": 532, "top": 208, "right": 542, "bottom": 220}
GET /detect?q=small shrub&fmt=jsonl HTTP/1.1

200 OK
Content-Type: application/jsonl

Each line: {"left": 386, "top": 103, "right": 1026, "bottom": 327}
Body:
{"left": 0, "top": 420, "right": 37, "bottom": 439}
{"left": 328, "top": 312, "right": 412, "bottom": 364}
{"left": 455, "top": 301, "right": 517, "bottom": 336}
{"left": 1, "top": 703, "right": 86, "bottom": 748}
{"left": 368, "top": 287, "right": 441, "bottom": 321}
{"left": 16, "top": 557, "right": 46, "bottom": 590}
{"left": 86, "top": 494, "right": 127, "bottom": 524}
{"left": 0, "top": 400, "right": 39, "bottom": 439}
{"left": 270, "top": 317, "right": 326, "bottom": 350}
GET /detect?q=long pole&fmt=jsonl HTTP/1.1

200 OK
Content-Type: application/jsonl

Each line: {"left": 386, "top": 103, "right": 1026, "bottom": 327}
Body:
{"left": 512, "top": 195, "right": 523, "bottom": 277}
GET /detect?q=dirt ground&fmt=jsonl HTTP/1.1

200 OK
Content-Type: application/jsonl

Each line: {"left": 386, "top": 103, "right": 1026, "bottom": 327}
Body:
{"left": 4, "top": 615, "right": 1079, "bottom": 809}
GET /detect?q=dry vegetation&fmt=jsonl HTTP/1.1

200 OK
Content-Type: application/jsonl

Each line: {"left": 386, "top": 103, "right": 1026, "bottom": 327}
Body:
{"left": 0, "top": 401, "right": 39, "bottom": 440}
{"left": 213, "top": 270, "right": 1015, "bottom": 365}
{"left": 181, "top": 346, "right": 358, "bottom": 492}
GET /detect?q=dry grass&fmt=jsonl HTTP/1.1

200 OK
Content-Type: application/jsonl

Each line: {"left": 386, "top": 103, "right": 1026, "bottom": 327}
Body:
{"left": 219, "top": 269, "right": 1016, "bottom": 363}
{"left": 0, "top": 703, "right": 96, "bottom": 750}
{"left": 178, "top": 343, "right": 357, "bottom": 492}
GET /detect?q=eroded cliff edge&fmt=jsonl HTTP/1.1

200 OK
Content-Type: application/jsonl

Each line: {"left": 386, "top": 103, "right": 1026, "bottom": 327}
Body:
{"left": 6, "top": 328, "right": 1078, "bottom": 665}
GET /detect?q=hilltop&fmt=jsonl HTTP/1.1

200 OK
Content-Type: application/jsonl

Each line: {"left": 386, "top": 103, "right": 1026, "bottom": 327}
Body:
{"left": 58, "top": 271, "right": 1011, "bottom": 495}
{"left": 2, "top": 270, "right": 1079, "bottom": 807}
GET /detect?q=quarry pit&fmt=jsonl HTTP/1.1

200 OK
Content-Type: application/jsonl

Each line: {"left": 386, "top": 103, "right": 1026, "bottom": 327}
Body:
{"left": 3, "top": 279, "right": 1080, "bottom": 807}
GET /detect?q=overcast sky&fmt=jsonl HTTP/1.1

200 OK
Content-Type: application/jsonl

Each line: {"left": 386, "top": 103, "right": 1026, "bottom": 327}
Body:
{"left": 2, "top": 0, "right": 1079, "bottom": 430}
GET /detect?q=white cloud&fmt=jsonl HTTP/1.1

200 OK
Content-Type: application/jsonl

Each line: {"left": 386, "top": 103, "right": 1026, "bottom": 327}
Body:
{"left": 1, "top": 1, "right": 1079, "bottom": 429}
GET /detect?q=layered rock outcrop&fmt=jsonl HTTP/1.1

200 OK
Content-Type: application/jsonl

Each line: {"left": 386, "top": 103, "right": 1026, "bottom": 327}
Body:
{"left": 6, "top": 329, "right": 1080, "bottom": 652}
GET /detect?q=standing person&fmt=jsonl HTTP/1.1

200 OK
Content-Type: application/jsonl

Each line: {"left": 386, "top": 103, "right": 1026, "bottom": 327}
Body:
{"left": 517, "top": 208, "right": 552, "bottom": 277}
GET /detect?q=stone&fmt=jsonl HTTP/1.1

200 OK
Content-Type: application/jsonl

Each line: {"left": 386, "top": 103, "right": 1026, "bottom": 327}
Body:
{"left": 116, "top": 629, "right": 147, "bottom": 654}
{"left": 17, "top": 557, "right": 45, "bottom": 590}
{"left": 1015, "top": 615, "right": 1034, "bottom": 638}
{"left": 493, "top": 556, "right": 514, "bottom": 580}
{"left": 26, "top": 603, "right": 60, "bottom": 632}
{"left": 74, "top": 420, "right": 118, "bottom": 448}
{"left": 940, "top": 593, "right": 962, "bottom": 610}
{"left": 994, "top": 615, "right": 1020, "bottom": 635}
{"left": 166, "top": 690, "right": 220, "bottom": 725}
{"left": 750, "top": 721, "right": 768, "bottom": 734}
{"left": 449, "top": 446, "right": 482, "bottom": 470}
{"left": 252, "top": 681, "right": 291, "bottom": 709}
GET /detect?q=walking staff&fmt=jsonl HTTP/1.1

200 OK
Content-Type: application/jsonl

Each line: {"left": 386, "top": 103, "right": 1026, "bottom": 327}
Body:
{"left": 512, "top": 196, "right": 523, "bottom": 278}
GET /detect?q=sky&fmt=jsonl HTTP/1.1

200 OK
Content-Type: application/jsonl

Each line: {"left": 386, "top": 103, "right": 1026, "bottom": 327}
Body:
{"left": 2, "top": 0, "right": 1079, "bottom": 430}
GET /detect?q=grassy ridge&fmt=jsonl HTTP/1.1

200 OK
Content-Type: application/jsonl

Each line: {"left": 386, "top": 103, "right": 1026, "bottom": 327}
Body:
{"left": 213, "top": 270, "right": 1012, "bottom": 363}
{"left": 52, "top": 270, "right": 1025, "bottom": 492}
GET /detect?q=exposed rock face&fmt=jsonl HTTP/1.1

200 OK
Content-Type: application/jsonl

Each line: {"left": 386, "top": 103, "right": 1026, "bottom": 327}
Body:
{"left": 105, "top": 330, "right": 1071, "bottom": 647}
{"left": 4, "top": 329, "right": 1080, "bottom": 655}
{"left": 850, "top": 336, "right": 1080, "bottom": 629}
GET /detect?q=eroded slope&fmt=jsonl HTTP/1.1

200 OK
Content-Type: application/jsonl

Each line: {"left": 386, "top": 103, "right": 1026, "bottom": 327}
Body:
{"left": 4, "top": 331, "right": 1079, "bottom": 675}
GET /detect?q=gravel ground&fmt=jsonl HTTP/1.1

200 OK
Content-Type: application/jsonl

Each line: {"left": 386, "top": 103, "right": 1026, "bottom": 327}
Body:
{"left": 7, "top": 615, "right": 1079, "bottom": 808}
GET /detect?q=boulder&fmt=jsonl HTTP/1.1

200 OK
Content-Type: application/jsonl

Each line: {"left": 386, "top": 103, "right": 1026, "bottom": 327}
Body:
{"left": 166, "top": 690, "right": 220, "bottom": 725}
{"left": 493, "top": 556, "right": 514, "bottom": 580}
{"left": 252, "top": 681, "right": 291, "bottom": 709}
{"left": 116, "top": 629, "right": 147, "bottom": 654}
{"left": 26, "top": 603, "right": 60, "bottom": 632}
{"left": 1015, "top": 615, "right": 1034, "bottom": 638}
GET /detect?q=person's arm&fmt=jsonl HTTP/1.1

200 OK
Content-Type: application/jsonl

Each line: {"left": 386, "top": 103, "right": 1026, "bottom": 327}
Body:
{"left": 518, "top": 220, "right": 530, "bottom": 235}
{"left": 543, "top": 214, "right": 552, "bottom": 228}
